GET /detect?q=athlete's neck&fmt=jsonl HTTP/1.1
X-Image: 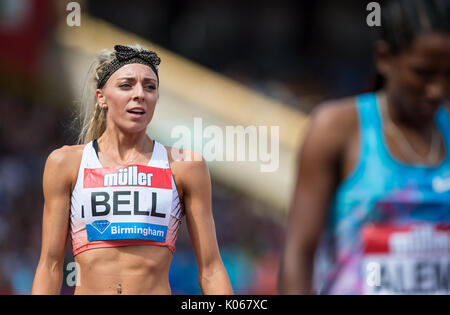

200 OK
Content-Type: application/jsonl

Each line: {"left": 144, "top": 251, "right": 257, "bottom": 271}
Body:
{"left": 97, "top": 127, "right": 153, "bottom": 162}
{"left": 381, "top": 90, "right": 436, "bottom": 136}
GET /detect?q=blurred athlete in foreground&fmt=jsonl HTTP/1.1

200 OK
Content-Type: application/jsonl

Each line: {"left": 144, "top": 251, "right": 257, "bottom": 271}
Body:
{"left": 279, "top": 0, "right": 450, "bottom": 294}
{"left": 32, "top": 44, "right": 233, "bottom": 294}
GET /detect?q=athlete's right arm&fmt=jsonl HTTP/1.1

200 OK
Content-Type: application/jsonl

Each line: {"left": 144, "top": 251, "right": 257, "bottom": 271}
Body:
{"left": 278, "top": 103, "right": 351, "bottom": 294}
{"left": 31, "top": 146, "right": 79, "bottom": 294}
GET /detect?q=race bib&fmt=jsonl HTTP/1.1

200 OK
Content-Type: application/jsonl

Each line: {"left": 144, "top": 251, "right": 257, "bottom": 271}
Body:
{"left": 82, "top": 165, "right": 173, "bottom": 242}
{"left": 362, "top": 224, "right": 450, "bottom": 294}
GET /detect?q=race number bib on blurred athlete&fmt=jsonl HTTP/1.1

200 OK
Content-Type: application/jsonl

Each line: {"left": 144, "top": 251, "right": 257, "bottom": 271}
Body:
{"left": 362, "top": 224, "right": 450, "bottom": 294}
{"left": 82, "top": 165, "right": 173, "bottom": 242}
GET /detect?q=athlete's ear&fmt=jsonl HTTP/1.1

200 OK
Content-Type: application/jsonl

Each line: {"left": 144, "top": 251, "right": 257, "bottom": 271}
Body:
{"left": 375, "top": 40, "right": 394, "bottom": 78}
{"left": 95, "top": 89, "right": 107, "bottom": 108}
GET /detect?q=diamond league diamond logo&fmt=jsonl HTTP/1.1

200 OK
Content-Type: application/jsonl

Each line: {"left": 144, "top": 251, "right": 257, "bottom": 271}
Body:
{"left": 91, "top": 220, "right": 111, "bottom": 234}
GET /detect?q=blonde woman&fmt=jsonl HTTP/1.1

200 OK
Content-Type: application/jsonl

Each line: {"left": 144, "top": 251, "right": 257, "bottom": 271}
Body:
{"left": 31, "top": 45, "right": 233, "bottom": 295}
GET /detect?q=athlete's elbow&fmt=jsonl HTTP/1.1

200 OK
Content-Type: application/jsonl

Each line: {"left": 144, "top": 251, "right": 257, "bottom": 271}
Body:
{"left": 38, "top": 252, "right": 65, "bottom": 274}
{"left": 199, "top": 268, "right": 232, "bottom": 294}
{"left": 198, "top": 259, "right": 231, "bottom": 290}
{"left": 32, "top": 260, "right": 64, "bottom": 295}
{"left": 199, "top": 260, "right": 223, "bottom": 281}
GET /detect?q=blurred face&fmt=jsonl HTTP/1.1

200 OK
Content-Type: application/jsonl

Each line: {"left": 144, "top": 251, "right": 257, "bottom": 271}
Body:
{"left": 96, "top": 63, "right": 159, "bottom": 134}
{"left": 376, "top": 32, "right": 450, "bottom": 124}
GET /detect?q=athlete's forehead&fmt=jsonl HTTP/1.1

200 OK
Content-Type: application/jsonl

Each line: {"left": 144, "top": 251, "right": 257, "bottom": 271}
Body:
{"left": 110, "top": 63, "right": 158, "bottom": 82}
{"left": 409, "top": 33, "right": 450, "bottom": 56}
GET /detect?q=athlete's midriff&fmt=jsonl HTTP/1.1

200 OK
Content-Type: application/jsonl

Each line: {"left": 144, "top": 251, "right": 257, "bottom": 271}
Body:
{"left": 71, "top": 219, "right": 179, "bottom": 256}
{"left": 73, "top": 245, "right": 173, "bottom": 294}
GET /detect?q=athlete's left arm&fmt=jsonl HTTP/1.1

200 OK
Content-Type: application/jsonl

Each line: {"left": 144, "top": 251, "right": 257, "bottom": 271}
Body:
{"left": 174, "top": 150, "right": 233, "bottom": 295}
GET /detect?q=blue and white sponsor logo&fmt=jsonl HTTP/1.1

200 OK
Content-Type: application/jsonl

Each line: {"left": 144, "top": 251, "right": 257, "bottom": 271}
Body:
{"left": 91, "top": 220, "right": 111, "bottom": 234}
{"left": 87, "top": 220, "right": 167, "bottom": 242}
{"left": 432, "top": 175, "right": 450, "bottom": 193}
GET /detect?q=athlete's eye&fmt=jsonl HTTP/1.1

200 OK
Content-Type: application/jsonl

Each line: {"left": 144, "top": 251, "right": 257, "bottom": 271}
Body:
{"left": 119, "top": 83, "right": 131, "bottom": 88}
{"left": 445, "top": 70, "right": 450, "bottom": 80}
{"left": 412, "top": 66, "right": 434, "bottom": 79}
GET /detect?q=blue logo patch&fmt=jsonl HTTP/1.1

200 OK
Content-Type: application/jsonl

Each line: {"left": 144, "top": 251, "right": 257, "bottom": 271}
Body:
{"left": 86, "top": 221, "right": 168, "bottom": 242}
{"left": 91, "top": 220, "right": 111, "bottom": 234}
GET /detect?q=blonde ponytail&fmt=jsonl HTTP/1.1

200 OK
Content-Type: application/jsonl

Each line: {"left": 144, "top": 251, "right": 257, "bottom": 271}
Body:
{"left": 79, "top": 104, "right": 108, "bottom": 144}
{"left": 77, "top": 48, "right": 115, "bottom": 144}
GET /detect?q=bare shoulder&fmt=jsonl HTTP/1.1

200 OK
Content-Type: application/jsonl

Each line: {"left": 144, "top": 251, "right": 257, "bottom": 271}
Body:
{"left": 165, "top": 146, "right": 207, "bottom": 170}
{"left": 165, "top": 146, "right": 209, "bottom": 194}
{"left": 300, "top": 96, "right": 359, "bottom": 160}
{"left": 44, "top": 144, "right": 86, "bottom": 190}
{"left": 309, "top": 97, "right": 359, "bottom": 141}
{"left": 311, "top": 96, "right": 358, "bottom": 131}
{"left": 46, "top": 144, "right": 85, "bottom": 168}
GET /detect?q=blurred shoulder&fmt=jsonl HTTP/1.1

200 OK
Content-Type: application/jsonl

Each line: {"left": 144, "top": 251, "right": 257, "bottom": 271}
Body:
{"left": 311, "top": 96, "right": 358, "bottom": 130}
{"left": 301, "top": 96, "right": 360, "bottom": 157}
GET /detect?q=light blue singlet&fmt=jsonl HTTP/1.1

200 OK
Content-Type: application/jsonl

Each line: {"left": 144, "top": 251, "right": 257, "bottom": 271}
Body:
{"left": 314, "top": 92, "right": 450, "bottom": 294}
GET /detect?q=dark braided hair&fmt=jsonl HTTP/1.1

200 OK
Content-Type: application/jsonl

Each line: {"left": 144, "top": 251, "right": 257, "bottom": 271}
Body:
{"left": 380, "top": 0, "right": 450, "bottom": 54}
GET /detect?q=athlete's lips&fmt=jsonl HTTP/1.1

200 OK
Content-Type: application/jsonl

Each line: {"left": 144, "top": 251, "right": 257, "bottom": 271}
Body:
{"left": 418, "top": 101, "right": 440, "bottom": 117}
{"left": 126, "top": 107, "right": 146, "bottom": 116}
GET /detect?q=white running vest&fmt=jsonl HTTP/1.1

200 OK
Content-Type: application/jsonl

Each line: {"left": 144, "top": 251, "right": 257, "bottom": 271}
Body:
{"left": 70, "top": 140, "right": 183, "bottom": 256}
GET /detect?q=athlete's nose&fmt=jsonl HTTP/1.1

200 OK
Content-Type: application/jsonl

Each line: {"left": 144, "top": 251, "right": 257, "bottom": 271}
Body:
{"left": 133, "top": 83, "right": 145, "bottom": 102}
{"left": 425, "top": 78, "right": 447, "bottom": 104}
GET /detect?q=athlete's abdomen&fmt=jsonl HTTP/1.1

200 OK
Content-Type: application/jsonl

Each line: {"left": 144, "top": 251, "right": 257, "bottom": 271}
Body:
{"left": 73, "top": 245, "right": 173, "bottom": 294}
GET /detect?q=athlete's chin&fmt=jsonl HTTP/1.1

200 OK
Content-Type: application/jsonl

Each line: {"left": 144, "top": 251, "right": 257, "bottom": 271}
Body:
{"left": 121, "top": 122, "right": 151, "bottom": 135}
{"left": 415, "top": 103, "right": 440, "bottom": 121}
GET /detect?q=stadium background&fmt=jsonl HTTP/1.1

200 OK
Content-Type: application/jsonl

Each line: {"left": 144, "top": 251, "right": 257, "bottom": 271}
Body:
{"left": 0, "top": 0, "right": 379, "bottom": 294}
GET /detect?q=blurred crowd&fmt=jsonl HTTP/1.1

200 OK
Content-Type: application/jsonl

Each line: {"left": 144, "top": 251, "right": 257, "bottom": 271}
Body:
{"left": 89, "top": 0, "right": 379, "bottom": 111}
{"left": 0, "top": 93, "right": 70, "bottom": 294}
